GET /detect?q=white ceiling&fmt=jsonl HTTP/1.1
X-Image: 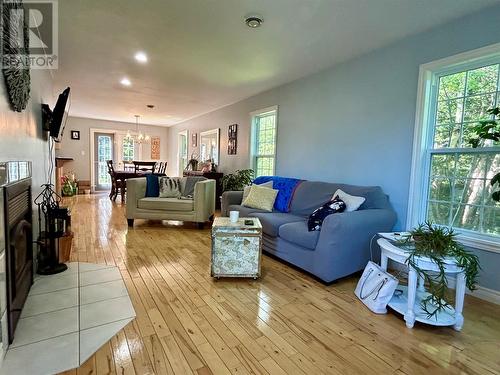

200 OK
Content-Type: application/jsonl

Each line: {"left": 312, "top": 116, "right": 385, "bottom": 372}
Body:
{"left": 55, "top": 0, "right": 500, "bottom": 126}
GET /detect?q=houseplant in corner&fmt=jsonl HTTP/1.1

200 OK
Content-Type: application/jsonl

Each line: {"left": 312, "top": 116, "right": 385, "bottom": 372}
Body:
{"left": 221, "top": 169, "right": 254, "bottom": 191}
{"left": 402, "top": 222, "right": 480, "bottom": 318}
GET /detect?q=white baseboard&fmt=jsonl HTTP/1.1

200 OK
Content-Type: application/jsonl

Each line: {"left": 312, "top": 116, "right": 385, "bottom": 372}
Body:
{"left": 467, "top": 285, "right": 500, "bottom": 305}
{"left": 389, "top": 261, "right": 500, "bottom": 305}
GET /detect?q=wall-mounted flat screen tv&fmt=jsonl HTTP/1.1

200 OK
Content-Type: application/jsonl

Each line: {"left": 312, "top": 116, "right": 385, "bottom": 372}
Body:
{"left": 49, "top": 87, "right": 70, "bottom": 141}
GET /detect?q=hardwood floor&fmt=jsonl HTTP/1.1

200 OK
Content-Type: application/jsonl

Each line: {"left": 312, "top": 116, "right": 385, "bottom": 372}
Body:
{"left": 61, "top": 193, "right": 500, "bottom": 375}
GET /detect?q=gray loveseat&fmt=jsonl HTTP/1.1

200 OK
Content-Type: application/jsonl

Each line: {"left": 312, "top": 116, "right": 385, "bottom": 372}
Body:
{"left": 221, "top": 180, "right": 396, "bottom": 283}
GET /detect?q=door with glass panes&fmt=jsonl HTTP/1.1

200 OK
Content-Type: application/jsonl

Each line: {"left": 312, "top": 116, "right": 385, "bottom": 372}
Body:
{"left": 94, "top": 133, "right": 114, "bottom": 191}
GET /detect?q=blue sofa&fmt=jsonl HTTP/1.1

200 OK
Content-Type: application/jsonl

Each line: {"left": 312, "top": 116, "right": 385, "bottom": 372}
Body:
{"left": 221, "top": 180, "right": 396, "bottom": 283}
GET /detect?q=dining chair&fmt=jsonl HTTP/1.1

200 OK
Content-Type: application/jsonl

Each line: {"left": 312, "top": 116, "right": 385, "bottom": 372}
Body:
{"left": 133, "top": 161, "right": 156, "bottom": 173}
{"left": 123, "top": 161, "right": 134, "bottom": 171}
{"left": 106, "top": 160, "right": 125, "bottom": 202}
{"left": 156, "top": 161, "right": 167, "bottom": 174}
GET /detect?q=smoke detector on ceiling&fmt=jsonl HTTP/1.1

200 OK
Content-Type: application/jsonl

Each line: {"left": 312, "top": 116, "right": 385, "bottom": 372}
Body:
{"left": 245, "top": 15, "right": 263, "bottom": 28}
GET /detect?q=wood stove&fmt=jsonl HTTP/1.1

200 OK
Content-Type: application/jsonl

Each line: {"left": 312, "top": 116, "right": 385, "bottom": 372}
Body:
{"left": 0, "top": 162, "right": 33, "bottom": 344}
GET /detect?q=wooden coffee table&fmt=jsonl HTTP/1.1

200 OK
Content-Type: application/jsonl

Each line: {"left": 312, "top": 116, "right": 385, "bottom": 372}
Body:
{"left": 211, "top": 217, "right": 262, "bottom": 279}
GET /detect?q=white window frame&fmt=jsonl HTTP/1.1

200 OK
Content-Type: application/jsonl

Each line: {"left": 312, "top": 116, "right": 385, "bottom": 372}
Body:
{"left": 178, "top": 130, "right": 188, "bottom": 176}
{"left": 408, "top": 42, "right": 500, "bottom": 253}
{"left": 122, "top": 137, "right": 135, "bottom": 162}
{"left": 250, "top": 105, "right": 278, "bottom": 176}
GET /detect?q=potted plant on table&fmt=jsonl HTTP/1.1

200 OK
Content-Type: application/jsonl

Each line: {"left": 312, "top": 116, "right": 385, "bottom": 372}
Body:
{"left": 61, "top": 173, "right": 77, "bottom": 196}
{"left": 221, "top": 169, "right": 254, "bottom": 191}
{"left": 402, "top": 222, "right": 480, "bottom": 318}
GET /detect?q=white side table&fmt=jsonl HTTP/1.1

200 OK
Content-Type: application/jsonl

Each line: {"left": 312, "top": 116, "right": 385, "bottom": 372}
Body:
{"left": 377, "top": 238, "right": 466, "bottom": 331}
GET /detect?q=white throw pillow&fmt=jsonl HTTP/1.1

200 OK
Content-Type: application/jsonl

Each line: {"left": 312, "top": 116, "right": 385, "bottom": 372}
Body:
{"left": 333, "top": 189, "right": 365, "bottom": 212}
{"left": 159, "top": 177, "right": 181, "bottom": 198}
{"left": 242, "top": 181, "right": 273, "bottom": 202}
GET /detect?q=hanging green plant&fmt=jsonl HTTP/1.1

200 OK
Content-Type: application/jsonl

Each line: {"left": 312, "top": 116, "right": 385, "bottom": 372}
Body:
{"left": 402, "top": 222, "right": 480, "bottom": 318}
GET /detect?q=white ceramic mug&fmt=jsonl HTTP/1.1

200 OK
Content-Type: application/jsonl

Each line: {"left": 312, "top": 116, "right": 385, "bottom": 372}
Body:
{"left": 229, "top": 211, "right": 239, "bottom": 223}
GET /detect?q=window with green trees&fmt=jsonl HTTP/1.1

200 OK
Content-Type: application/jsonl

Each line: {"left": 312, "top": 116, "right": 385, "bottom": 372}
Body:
{"left": 428, "top": 63, "right": 500, "bottom": 236}
{"left": 252, "top": 107, "right": 277, "bottom": 177}
{"left": 122, "top": 138, "right": 134, "bottom": 162}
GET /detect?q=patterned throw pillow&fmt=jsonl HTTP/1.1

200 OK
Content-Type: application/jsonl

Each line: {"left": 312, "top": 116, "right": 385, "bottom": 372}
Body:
{"left": 307, "top": 196, "right": 346, "bottom": 231}
{"left": 159, "top": 177, "right": 181, "bottom": 198}
{"left": 242, "top": 184, "right": 278, "bottom": 212}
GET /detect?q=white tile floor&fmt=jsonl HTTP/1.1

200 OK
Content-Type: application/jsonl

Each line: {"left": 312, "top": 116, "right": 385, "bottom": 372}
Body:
{"left": 0, "top": 263, "right": 135, "bottom": 375}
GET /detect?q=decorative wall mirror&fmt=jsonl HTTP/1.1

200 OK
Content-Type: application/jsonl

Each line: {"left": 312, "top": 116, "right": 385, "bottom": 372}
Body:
{"left": 199, "top": 129, "right": 220, "bottom": 165}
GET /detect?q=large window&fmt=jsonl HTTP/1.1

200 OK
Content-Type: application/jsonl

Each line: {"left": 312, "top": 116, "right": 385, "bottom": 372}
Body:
{"left": 410, "top": 46, "right": 500, "bottom": 250}
{"left": 122, "top": 138, "right": 134, "bottom": 161}
{"left": 251, "top": 106, "right": 277, "bottom": 177}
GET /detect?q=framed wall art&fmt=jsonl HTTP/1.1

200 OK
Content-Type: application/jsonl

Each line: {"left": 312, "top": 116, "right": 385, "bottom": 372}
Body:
{"left": 228, "top": 124, "right": 237, "bottom": 155}
{"left": 151, "top": 137, "right": 161, "bottom": 159}
{"left": 70, "top": 130, "right": 80, "bottom": 140}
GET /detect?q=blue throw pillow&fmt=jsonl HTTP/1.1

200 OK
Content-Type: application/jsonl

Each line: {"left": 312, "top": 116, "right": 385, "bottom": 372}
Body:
{"left": 145, "top": 174, "right": 160, "bottom": 197}
{"left": 307, "top": 196, "right": 346, "bottom": 231}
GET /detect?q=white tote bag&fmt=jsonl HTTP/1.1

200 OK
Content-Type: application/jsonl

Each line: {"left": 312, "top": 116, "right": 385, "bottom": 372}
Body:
{"left": 355, "top": 261, "right": 399, "bottom": 314}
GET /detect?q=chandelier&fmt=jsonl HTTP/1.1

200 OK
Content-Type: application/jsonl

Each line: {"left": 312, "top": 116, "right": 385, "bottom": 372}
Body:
{"left": 125, "top": 115, "right": 150, "bottom": 144}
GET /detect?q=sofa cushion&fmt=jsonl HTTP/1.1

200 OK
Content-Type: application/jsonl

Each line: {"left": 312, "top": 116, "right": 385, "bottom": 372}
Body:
{"left": 138, "top": 197, "right": 194, "bottom": 212}
{"left": 242, "top": 181, "right": 273, "bottom": 202}
{"left": 279, "top": 221, "right": 319, "bottom": 250}
{"left": 290, "top": 181, "right": 391, "bottom": 216}
{"left": 145, "top": 174, "right": 160, "bottom": 197}
{"left": 159, "top": 177, "right": 182, "bottom": 198}
{"left": 249, "top": 212, "right": 305, "bottom": 237}
{"left": 242, "top": 185, "right": 279, "bottom": 212}
{"left": 333, "top": 189, "right": 364, "bottom": 212}
{"left": 227, "top": 204, "right": 269, "bottom": 217}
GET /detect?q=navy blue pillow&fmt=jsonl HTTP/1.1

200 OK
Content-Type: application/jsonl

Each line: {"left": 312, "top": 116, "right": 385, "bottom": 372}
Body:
{"left": 145, "top": 174, "right": 160, "bottom": 197}
{"left": 307, "top": 196, "right": 346, "bottom": 231}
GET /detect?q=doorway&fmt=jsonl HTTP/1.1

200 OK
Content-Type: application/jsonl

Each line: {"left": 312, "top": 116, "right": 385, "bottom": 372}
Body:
{"left": 178, "top": 130, "right": 188, "bottom": 176}
{"left": 94, "top": 132, "right": 114, "bottom": 191}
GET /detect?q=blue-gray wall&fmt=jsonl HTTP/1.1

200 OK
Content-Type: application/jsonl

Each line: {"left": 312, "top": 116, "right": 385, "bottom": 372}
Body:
{"left": 168, "top": 5, "right": 500, "bottom": 291}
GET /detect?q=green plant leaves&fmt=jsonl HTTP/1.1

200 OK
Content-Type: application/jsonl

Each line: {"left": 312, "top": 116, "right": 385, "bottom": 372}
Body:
{"left": 405, "top": 222, "right": 480, "bottom": 318}
{"left": 221, "top": 169, "right": 254, "bottom": 191}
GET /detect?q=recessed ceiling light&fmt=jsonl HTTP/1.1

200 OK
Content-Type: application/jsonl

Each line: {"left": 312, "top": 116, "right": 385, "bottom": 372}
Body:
{"left": 120, "top": 77, "right": 131, "bottom": 86}
{"left": 245, "top": 15, "right": 263, "bottom": 28}
{"left": 134, "top": 51, "right": 148, "bottom": 63}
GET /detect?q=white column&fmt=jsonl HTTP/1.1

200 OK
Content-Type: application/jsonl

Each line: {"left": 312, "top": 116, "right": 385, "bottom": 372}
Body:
{"left": 454, "top": 271, "right": 466, "bottom": 331}
{"left": 380, "top": 251, "right": 388, "bottom": 271}
{"left": 405, "top": 266, "right": 418, "bottom": 329}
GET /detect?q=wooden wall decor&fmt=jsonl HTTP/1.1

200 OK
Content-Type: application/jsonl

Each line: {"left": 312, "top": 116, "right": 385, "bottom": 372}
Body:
{"left": 151, "top": 137, "right": 161, "bottom": 159}
{"left": 228, "top": 124, "right": 237, "bottom": 155}
{"left": 2, "top": 0, "right": 31, "bottom": 112}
